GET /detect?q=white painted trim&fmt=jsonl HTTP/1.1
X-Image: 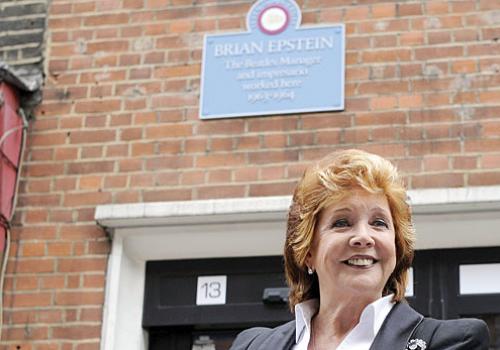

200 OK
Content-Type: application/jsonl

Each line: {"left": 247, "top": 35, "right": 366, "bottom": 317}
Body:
{"left": 96, "top": 186, "right": 500, "bottom": 350}
{"left": 96, "top": 186, "right": 500, "bottom": 228}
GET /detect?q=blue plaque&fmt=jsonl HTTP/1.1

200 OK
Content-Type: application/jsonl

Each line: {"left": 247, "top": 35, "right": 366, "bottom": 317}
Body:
{"left": 199, "top": 0, "right": 345, "bottom": 119}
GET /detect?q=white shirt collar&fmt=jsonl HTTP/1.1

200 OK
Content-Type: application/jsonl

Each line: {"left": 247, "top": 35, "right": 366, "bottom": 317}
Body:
{"left": 294, "top": 294, "right": 395, "bottom": 344}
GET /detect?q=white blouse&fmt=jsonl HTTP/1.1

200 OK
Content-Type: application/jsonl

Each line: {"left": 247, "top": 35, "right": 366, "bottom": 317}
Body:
{"left": 292, "top": 295, "right": 395, "bottom": 350}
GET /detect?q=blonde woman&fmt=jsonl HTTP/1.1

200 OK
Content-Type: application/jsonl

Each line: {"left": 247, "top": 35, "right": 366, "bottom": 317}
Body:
{"left": 230, "top": 149, "right": 489, "bottom": 350}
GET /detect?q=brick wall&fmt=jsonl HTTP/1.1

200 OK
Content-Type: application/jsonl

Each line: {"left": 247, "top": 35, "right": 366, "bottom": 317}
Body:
{"left": 2, "top": 0, "right": 500, "bottom": 349}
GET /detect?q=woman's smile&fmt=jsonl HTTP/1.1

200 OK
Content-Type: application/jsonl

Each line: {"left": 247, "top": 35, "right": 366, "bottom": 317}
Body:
{"left": 343, "top": 255, "right": 378, "bottom": 268}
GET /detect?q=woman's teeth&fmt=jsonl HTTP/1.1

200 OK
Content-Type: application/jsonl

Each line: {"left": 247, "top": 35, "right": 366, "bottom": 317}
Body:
{"left": 347, "top": 258, "right": 374, "bottom": 266}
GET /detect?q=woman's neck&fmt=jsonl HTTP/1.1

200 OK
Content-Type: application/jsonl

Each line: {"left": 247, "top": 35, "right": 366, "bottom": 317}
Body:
{"left": 312, "top": 293, "right": 380, "bottom": 347}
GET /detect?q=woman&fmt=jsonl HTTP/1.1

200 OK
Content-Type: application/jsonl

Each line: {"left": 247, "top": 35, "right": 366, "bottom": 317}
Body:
{"left": 230, "top": 149, "right": 489, "bottom": 350}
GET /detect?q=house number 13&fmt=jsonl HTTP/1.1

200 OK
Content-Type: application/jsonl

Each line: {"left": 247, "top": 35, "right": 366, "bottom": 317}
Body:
{"left": 196, "top": 276, "right": 227, "bottom": 305}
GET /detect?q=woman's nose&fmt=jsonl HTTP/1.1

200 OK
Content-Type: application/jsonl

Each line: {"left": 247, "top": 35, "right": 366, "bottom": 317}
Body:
{"left": 349, "top": 224, "right": 375, "bottom": 247}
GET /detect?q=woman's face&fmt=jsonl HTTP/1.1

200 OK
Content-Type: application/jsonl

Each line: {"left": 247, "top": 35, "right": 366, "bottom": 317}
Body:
{"left": 307, "top": 188, "right": 396, "bottom": 301}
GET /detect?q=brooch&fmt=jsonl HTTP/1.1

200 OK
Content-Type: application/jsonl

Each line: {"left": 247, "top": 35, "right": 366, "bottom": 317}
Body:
{"left": 406, "top": 338, "right": 427, "bottom": 350}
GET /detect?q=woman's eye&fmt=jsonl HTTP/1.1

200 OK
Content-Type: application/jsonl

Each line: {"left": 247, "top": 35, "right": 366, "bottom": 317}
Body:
{"left": 372, "top": 219, "right": 388, "bottom": 228}
{"left": 332, "top": 219, "right": 350, "bottom": 228}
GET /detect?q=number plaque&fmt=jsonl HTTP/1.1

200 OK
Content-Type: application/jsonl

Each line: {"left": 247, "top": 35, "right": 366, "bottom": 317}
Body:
{"left": 196, "top": 275, "right": 227, "bottom": 305}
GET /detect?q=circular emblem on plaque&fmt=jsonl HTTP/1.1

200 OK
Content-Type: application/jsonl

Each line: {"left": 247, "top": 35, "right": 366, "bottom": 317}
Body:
{"left": 258, "top": 5, "right": 289, "bottom": 35}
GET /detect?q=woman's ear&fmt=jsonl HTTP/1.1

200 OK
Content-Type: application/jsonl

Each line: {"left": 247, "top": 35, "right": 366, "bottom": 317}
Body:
{"left": 305, "top": 250, "right": 313, "bottom": 270}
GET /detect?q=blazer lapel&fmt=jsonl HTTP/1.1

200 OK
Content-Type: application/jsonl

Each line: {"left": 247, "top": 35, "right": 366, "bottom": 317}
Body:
{"left": 369, "top": 302, "right": 423, "bottom": 350}
{"left": 257, "top": 320, "right": 296, "bottom": 350}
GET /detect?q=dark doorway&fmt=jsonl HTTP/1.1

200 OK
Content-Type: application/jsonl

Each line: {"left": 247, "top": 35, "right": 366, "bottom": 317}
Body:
{"left": 144, "top": 248, "right": 500, "bottom": 350}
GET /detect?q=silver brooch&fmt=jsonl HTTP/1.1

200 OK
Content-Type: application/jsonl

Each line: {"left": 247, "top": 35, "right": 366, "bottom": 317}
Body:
{"left": 406, "top": 338, "right": 427, "bottom": 350}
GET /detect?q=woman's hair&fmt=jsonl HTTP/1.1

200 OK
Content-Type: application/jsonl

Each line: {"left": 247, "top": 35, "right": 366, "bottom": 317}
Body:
{"left": 284, "top": 149, "right": 415, "bottom": 311}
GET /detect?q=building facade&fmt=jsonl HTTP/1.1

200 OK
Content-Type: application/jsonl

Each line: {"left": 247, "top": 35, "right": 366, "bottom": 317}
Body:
{"left": 1, "top": 0, "right": 500, "bottom": 349}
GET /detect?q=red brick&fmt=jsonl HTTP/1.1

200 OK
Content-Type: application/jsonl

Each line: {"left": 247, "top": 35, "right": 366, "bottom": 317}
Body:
{"left": 289, "top": 132, "right": 316, "bottom": 147}
{"left": 10, "top": 226, "right": 57, "bottom": 240}
{"left": 362, "top": 49, "right": 411, "bottom": 63}
{"left": 22, "top": 242, "right": 46, "bottom": 257}
{"left": 479, "top": 91, "right": 500, "bottom": 103}
{"left": 197, "top": 120, "right": 245, "bottom": 135}
{"left": 196, "top": 154, "right": 245, "bottom": 168}
{"left": 79, "top": 176, "right": 102, "bottom": 190}
{"left": 4, "top": 292, "right": 52, "bottom": 308}
{"left": 453, "top": 156, "right": 478, "bottom": 170}
{"left": 47, "top": 242, "right": 73, "bottom": 256}
{"left": 249, "top": 182, "right": 296, "bottom": 197}
{"left": 74, "top": 100, "right": 121, "bottom": 114}
{"left": 150, "top": 172, "right": 177, "bottom": 187}
{"left": 343, "top": 129, "right": 370, "bottom": 144}
{"left": 409, "top": 109, "right": 458, "bottom": 123}
{"left": 355, "top": 112, "right": 407, "bottom": 126}
{"left": 24, "top": 209, "right": 49, "bottom": 223}
{"left": 88, "top": 241, "right": 110, "bottom": 254}
{"left": 465, "top": 139, "right": 500, "bottom": 152}
{"left": 84, "top": 13, "right": 129, "bottom": 26}
{"left": 2, "top": 325, "right": 48, "bottom": 340}
{"left": 154, "top": 64, "right": 200, "bottom": 78}
{"left": 85, "top": 147, "right": 109, "bottom": 161}
{"left": 67, "top": 161, "right": 114, "bottom": 174}
{"left": 211, "top": 138, "right": 233, "bottom": 152}
{"left": 451, "top": 1, "right": 475, "bottom": 12}
{"left": 63, "top": 191, "right": 111, "bottom": 206}
{"left": 105, "top": 144, "right": 128, "bottom": 157}
{"left": 248, "top": 150, "right": 299, "bottom": 164}
{"left": 359, "top": 143, "right": 407, "bottom": 158}
{"left": 143, "top": 189, "right": 191, "bottom": 202}
{"left": 412, "top": 173, "right": 463, "bottom": 188}
{"left": 451, "top": 60, "right": 477, "bottom": 73}
{"left": 128, "top": 174, "right": 153, "bottom": 187}
{"left": 145, "top": 155, "right": 193, "bottom": 170}
{"left": 233, "top": 136, "right": 259, "bottom": 150}
{"left": 102, "top": 175, "right": 126, "bottom": 189}
{"left": 55, "top": 291, "right": 104, "bottom": 306}
{"left": 261, "top": 134, "right": 288, "bottom": 148}
{"left": 423, "top": 155, "right": 450, "bottom": 171}
{"left": 207, "top": 169, "right": 232, "bottom": 183}
{"left": 398, "top": 3, "right": 423, "bottom": 16}
{"left": 145, "top": 124, "right": 192, "bottom": 138}
{"left": 197, "top": 185, "right": 246, "bottom": 199}
{"left": 15, "top": 276, "right": 39, "bottom": 290}
{"left": 59, "top": 225, "right": 104, "bottom": 240}
{"left": 54, "top": 147, "right": 78, "bottom": 161}
{"left": 371, "top": 3, "right": 396, "bottom": 18}
{"left": 58, "top": 258, "right": 107, "bottom": 273}
{"left": 9, "top": 258, "right": 55, "bottom": 274}
{"left": 24, "top": 163, "right": 65, "bottom": 177}
{"left": 302, "top": 114, "right": 352, "bottom": 129}
{"left": 469, "top": 172, "right": 500, "bottom": 186}
{"left": 410, "top": 141, "right": 460, "bottom": 156}
{"left": 52, "top": 325, "right": 101, "bottom": 340}
{"left": 370, "top": 96, "right": 398, "bottom": 110}
{"left": 395, "top": 158, "right": 422, "bottom": 173}
{"left": 114, "top": 191, "right": 141, "bottom": 203}
{"left": 17, "top": 193, "right": 62, "bottom": 208}
{"left": 260, "top": 166, "right": 286, "bottom": 181}
{"left": 482, "top": 155, "right": 500, "bottom": 169}
{"left": 179, "top": 171, "right": 205, "bottom": 185}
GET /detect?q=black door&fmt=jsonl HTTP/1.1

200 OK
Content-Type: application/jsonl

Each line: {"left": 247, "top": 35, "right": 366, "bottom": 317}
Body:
{"left": 144, "top": 248, "right": 500, "bottom": 350}
{"left": 409, "top": 248, "right": 500, "bottom": 349}
{"left": 144, "top": 256, "right": 291, "bottom": 350}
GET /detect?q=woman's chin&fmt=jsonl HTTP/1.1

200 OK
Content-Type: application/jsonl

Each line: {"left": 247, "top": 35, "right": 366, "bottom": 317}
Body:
{"left": 335, "top": 279, "right": 384, "bottom": 299}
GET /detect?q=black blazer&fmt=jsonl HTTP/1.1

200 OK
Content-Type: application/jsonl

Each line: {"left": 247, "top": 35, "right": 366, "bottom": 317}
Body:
{"left": 229, "top": 302, "right": 490, "bottom": 350}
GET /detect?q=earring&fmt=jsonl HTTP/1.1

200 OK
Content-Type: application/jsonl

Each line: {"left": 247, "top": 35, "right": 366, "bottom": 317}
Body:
{"left": 307, "top": 266, "right": 314, "bottom": 275}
